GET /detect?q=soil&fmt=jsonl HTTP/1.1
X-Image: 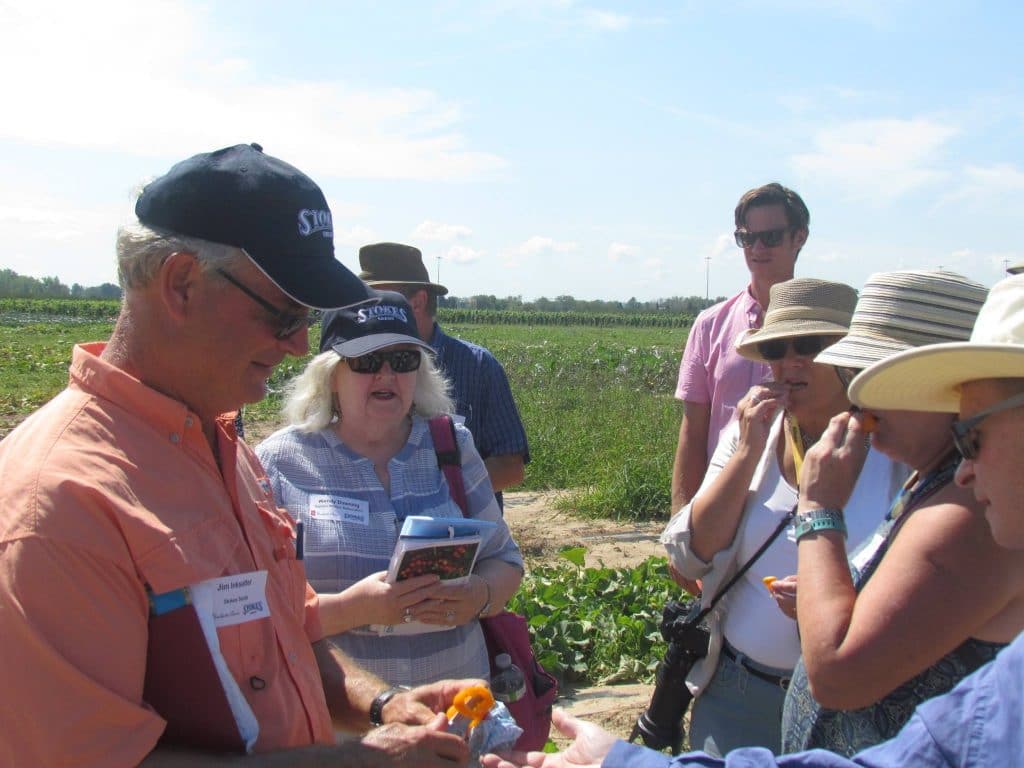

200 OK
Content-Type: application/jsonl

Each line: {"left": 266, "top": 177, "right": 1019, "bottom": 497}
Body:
{"left": 501, "top": 491, "right": 667, "bottom": 746}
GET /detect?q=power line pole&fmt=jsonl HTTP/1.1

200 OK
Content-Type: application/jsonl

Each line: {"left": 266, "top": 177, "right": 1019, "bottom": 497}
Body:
{"left": 705, "top": 255, "right": 711, "bottom": 299}
{"left": 436, "top": 255, "right": 442, "bottom": 285}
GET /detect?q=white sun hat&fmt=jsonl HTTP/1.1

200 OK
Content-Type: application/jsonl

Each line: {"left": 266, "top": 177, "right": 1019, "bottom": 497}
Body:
{"left": 848, "top": 274, "right": 1024, "bottom": 412}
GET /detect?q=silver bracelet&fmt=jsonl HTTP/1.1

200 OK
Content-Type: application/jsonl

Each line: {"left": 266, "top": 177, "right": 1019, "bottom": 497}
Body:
{"left": 794, "top": 508, "right": 846, "bottom": 541}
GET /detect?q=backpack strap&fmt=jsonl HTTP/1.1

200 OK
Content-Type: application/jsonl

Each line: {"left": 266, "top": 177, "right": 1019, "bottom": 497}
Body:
{"left": 428, "top": 415, "right": 468, "bottom": 516}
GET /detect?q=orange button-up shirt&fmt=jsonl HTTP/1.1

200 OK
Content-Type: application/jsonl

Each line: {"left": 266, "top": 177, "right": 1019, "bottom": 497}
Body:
{"left": 0, "top": 343, "right": 334, "bottom": 766}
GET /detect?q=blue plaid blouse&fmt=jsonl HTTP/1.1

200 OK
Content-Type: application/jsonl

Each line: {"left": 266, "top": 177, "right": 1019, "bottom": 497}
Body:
{"left": 256, "top": 416, "right": 523, "bottom": 687}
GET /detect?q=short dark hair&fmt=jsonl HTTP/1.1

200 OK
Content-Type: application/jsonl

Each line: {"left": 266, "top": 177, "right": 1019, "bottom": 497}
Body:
{"left": 734, "top": 183, "right": 810, "bottom": 232}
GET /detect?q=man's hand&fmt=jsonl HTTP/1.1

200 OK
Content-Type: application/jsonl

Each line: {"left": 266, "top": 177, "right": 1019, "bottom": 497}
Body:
{"left": 363, "top": 713, "right": 470, "bottom": 767}
{"left": 384, "top": 678, "right": 487, "bottom": 725}
{"left": 480, "top": 709, "right": 618, "bottom": 768}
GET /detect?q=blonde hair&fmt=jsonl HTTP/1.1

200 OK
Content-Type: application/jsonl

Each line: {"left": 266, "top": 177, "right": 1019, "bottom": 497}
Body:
{"left": 283, "top": 349, "right": 455, "bottom": 432}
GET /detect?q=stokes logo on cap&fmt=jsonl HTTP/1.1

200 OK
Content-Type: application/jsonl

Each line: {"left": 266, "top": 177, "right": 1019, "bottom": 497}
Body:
{"left": 357, "top": 304, "right": 409, "bottom": 325}
{"left": 297, "top": 209, "right": 332, "bottom": 238}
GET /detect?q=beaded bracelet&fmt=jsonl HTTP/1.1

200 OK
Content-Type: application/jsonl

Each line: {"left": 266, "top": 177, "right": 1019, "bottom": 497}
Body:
{"left": 794, "top": 508, "right": 847, "bottom": 541}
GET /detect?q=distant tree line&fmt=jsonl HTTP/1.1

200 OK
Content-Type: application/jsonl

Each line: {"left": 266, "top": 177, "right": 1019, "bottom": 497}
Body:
{"left": 0, "top": 269, "right": 121, "bottom": 300}
{"left": 438, "top": 294, "right": 724, "bottom": 314}
{"left": 0, "top": 268, "right": 724, "bottom": 314}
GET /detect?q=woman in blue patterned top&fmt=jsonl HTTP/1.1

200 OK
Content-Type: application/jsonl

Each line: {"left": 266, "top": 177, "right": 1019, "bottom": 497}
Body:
{"left": 257, "top": 291, "right": 524, "bottom": 687}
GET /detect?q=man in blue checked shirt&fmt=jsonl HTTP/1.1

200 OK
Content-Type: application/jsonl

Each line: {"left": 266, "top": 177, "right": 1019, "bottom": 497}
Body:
{"left": 358, "top": 242, "right": 529, "bottom": 512}
{"left": 481, "top": 274, "right": 1024, "bottom": 767}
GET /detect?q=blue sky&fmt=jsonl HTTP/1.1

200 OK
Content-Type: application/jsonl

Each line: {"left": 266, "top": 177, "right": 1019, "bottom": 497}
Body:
{"left": 1, "top": 0, "right": 1021, "bottom": 301}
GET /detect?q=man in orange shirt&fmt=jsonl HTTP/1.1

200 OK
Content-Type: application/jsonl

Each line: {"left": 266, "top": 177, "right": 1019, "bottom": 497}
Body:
{"left": 0, "top": 144, "right": 475, "bottom": 766}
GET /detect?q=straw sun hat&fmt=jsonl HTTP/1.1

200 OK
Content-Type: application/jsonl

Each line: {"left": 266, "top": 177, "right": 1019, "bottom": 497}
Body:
{"left": 849, "top": 274, "right": 1024, "bottom": 412}
{"left": 815, "top": 270, "right": 988, "bottom": 370}
{"left": 735, "top": 278, "right": 858, "bottom": 363}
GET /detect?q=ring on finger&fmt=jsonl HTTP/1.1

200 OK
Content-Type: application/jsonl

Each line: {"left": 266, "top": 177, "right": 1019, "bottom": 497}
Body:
{"left": 445, "top": 609, "right": 456, "bottom": 621}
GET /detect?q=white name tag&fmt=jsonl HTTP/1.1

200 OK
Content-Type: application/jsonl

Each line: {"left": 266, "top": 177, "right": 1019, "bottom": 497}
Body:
{"left": 192, "top": 570, "right": 271, "bottom": 628}
{"left": 308, "top": 494, "right": 369, "bottom": 525}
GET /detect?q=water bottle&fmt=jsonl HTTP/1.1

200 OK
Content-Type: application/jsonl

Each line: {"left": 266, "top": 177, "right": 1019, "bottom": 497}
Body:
{"left": 490, "top": 653, "right": 526, "bottom": 703}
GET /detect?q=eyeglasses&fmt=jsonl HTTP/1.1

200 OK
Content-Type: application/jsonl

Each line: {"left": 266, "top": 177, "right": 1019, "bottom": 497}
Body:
{"left": 346, "top": 349, "right": 422, "bottom": 374}
{"left": 834, "top": 366, "right": 863, "bottom": 389}
{"left": 215, "top": 268, "right": 316, "bottom": 340}
{"left": 734, "top": 228, "right": 791, "bottom": 249}
{"left": 950, "top": 391, "right": 1024, "bottom": 460}
{"left": 757, "top": 335, "right": 832, "bottom": 361}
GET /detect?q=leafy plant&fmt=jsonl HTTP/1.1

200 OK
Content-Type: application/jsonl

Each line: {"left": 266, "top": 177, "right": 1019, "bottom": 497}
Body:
{"left": 508, "top": 552, "right": 677, "bottom": 685}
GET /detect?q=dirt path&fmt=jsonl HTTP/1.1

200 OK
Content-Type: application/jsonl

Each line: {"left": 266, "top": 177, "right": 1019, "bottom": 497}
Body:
{"left": 501, "top": 490, "right": 666, "bottom": 744}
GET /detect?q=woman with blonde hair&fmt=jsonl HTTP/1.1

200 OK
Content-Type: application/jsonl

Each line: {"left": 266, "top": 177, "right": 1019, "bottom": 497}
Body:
{"left": 257, "top": 292, "right": 523, "bottom": 687}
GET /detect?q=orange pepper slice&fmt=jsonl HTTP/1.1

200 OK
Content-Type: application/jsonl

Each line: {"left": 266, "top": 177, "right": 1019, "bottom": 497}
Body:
{"left": 762, "top": 576, "right": 777, "bottom": 590}
{"left": 446, "top": 685, "right": 494, "bottom": 730}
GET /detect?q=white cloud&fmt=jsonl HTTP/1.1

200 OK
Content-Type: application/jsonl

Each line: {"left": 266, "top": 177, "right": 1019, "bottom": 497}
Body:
{"left": 447, "top": 245, "right": 482, "bottom": 264}
{"left": 608, "top": 242, "right": 638, "bottom": 261}
{"left": 333, "top": 225, "right": 377, "bottom": 247}
{"left": 0, "top": 1, "right": 506, "bottom": 182}
{"left": 792, "top": 118, "right": 958, "bottom": 201}
{"left": 413, "top": 220, "right": 474, "bottom": 241}
{"left": 514, "top": 236, "right": 579, "bottom": 257}
{"left": 581, "top": 9, "right": 632, "bottom": 30}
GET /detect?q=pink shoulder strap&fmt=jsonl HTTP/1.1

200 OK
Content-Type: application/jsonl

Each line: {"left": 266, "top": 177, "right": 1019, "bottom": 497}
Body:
{"left": 427, "top": 415, "right": 468, "bottom": 516}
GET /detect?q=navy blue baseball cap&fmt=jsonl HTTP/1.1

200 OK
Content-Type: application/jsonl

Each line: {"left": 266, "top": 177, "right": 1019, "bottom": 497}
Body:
{"left": 319, "top": 291, "right": 432, "bottom": 357}
{"left": 135, "top": 143, "right": 374, "bottom": 309}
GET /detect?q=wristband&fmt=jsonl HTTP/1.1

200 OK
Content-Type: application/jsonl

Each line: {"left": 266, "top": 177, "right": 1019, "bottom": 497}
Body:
{"left": 794, "top": 508, "right": 847, "bottom": 541}
{"left": 369, "top": 685, "right": 409, "bottom": 726}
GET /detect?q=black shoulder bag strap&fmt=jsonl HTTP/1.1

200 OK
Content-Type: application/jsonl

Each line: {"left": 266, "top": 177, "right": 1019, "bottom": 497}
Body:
{"left": 690, "top": 506, "right": 797, "bottom": 625}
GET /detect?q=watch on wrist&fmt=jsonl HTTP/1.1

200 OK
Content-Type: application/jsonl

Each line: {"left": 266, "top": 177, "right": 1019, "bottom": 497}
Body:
{"left": 369, "top": 685, "right": 409, "bottom": 727}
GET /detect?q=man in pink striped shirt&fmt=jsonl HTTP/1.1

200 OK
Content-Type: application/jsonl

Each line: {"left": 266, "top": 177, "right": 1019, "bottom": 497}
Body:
{"left": 670, "top": 184, "right": 808, "bottom": 590}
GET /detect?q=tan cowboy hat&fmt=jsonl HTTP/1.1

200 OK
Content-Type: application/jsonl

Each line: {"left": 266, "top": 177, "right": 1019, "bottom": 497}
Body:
{"left": 849, "top": 274, "right": 1024, "bottom": 412}
{"left": 735, "top": 278, "right": 858, "bottom": 363}
{"left": 815, "top": 270, "right": 987, "bottom": 370}
{"left": 358, "top": 242, "right": 449, "bottom": 295}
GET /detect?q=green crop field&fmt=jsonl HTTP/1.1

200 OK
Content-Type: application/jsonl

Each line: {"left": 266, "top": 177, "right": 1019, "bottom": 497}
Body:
{"left": 2, "top": 300, "right": 691, "bottom": 522}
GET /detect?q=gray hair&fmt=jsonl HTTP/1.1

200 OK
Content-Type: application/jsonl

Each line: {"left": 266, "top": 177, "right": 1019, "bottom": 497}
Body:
{"left": 116, "top": 220, "right": 242, "bottom": 289}
{"left": 283, "top": 349, "right": 455, "bottom": 432}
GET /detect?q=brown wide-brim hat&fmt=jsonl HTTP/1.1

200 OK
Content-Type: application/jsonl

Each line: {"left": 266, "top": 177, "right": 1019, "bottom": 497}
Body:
{"left": 735, "top": 278, "right": 858, "bottom": 363}
{"left": 358, "top": 242, "right": 449, "bottom": 295}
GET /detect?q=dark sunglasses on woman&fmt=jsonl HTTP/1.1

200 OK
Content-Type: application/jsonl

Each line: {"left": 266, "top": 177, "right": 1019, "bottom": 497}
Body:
{"left": 756, "top": 335, "right": 833, "bottom": 362}
{"left": 950, "top": 391, "right": 1024, "bottom": 460}
{"left": 346, "top": 349, "right": 422, "bottom": 374}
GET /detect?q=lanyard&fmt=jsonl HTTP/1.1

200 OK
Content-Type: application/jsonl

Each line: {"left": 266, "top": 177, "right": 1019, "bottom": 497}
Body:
{"left": 785, "top": 415, "right": 808, "bottom": 486}
{"left": 887, "top": 452, "right": 960, "bottom": 523}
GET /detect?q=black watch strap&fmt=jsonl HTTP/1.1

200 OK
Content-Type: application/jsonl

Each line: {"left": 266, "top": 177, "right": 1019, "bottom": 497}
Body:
{"left": 369, "top": 686, "right": 409, "bottom": 726}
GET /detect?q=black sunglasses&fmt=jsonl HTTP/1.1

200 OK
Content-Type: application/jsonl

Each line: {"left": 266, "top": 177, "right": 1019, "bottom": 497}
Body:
{"left": 734, "top": 227, "right": 791, "bottom": 249}
{"left": 950, "top": 391, "right": 1024, "bottom": 460}
{"left": 215, "top": 268, "right": 317, "bottom": 340}
{"left": 347, "top": 349, "right": 422, "bottom": 374}
{"left": 757, "top": 335, "right": 832, "bottom": 361}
